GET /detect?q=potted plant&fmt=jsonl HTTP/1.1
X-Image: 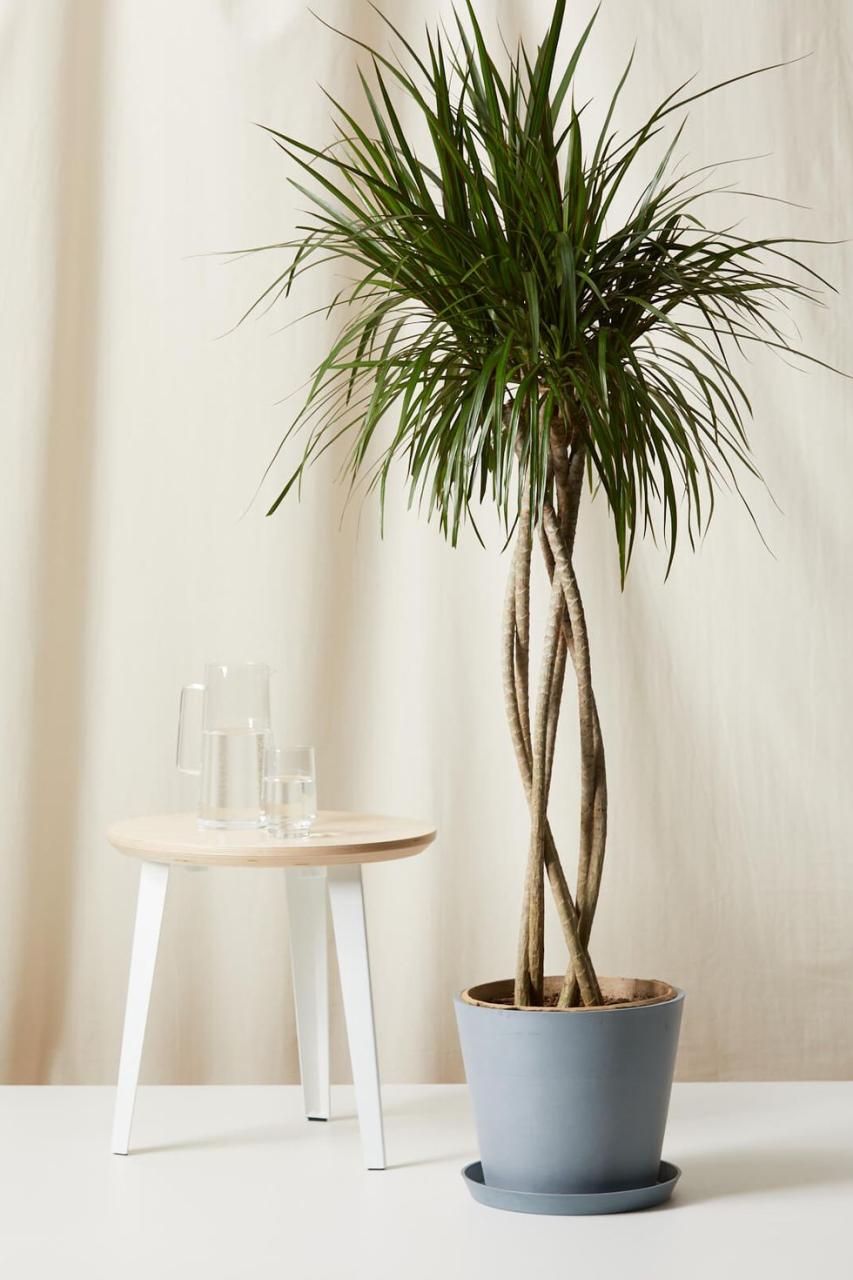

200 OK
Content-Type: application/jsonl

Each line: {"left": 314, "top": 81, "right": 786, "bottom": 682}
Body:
{"left": 245, "top": 2, "right": 829, "bottom": 1212}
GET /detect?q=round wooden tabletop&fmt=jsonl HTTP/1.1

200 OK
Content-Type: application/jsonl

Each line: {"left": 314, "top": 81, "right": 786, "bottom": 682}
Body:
{"left": 107, "top": 811, "right": 436, "bottom": 868}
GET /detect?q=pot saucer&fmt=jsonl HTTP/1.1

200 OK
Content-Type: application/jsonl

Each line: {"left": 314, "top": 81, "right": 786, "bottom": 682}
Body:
{"left": 461, "top": 1160, "right": 681, "bottom": 1216}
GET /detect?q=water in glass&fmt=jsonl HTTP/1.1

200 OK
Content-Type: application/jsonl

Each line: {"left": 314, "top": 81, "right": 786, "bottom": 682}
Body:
{"left": 264, "top": 745, "right": 317, "bottom": 836}
{"left": 198, "top": 727, "right": 269, "bottom": 829}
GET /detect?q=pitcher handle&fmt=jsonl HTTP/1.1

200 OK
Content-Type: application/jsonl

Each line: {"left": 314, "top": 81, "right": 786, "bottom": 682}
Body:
{"left": 177, "top": 683, "right": 205, "bottom": 775}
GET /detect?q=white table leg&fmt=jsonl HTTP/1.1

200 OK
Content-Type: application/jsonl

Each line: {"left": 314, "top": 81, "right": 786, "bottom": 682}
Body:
{"left": 285, "top": 867, "right": 330, "bottom": 1122}
{"left": 111, "top": 860, "right": 169, "bottom": 1155}
{"left": 327, "top": 864, "right": 386, "bottom": 1170}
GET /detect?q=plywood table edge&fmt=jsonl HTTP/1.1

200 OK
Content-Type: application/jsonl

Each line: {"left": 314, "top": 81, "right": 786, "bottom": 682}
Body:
{"left": 107, "top": 812, "right": 437, "bottom": 868}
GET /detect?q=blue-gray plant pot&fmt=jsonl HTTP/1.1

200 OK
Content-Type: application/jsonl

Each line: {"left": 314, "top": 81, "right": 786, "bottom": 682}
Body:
{"left": 455, "top": 976, "right": 684, "bottom": 1200}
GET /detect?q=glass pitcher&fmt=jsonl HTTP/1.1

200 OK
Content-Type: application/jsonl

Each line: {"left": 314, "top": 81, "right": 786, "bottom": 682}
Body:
{"left": 177, "top": 662, "right": 272, "bottom": 829}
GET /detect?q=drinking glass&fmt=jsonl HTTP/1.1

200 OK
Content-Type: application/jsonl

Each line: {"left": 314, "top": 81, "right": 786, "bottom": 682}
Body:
{"left": 264, "top": 745, "right": 317, "bottom": 836}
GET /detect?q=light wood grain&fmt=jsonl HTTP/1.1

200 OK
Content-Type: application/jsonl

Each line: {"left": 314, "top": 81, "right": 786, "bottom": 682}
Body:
{"left": 107, "top": 811, "right": 436, "bottom": 868}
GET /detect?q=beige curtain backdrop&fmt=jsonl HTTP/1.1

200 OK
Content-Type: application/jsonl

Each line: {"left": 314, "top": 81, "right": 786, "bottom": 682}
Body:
{"left": 1, "top": 0, "right": 851, "bottom": 1086}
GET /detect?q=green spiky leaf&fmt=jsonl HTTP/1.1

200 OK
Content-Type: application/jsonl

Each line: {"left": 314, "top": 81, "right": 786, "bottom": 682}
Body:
{"left": 245, "top": 3, "right": 834, "bottom": 580}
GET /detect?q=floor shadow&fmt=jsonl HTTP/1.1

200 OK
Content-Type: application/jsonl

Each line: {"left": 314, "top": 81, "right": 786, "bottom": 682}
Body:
{"left": 676, "top": 1145, "right": 853, "bottom": 1204}
{"left": 388, "top": 1151, "right": 474, "bottom": 1171}
{"left": 132, "top": 1123, "right": 472, "bottom": 1170}
{"left": 132, "top": 1122, "right": 299, "bottom": 1156}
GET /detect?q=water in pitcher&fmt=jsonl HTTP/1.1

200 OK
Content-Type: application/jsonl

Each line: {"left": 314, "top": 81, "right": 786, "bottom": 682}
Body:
{"left": 266, "top": 773, "right": 318, "bottom": 836}
{"left": 198, "top": 727, "right": 269, "bottom": 828}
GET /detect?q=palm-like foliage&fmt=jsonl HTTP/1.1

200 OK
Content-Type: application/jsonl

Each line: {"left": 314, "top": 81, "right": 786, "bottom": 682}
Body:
{"left": 247, "top": 1, "right": 830, "bottom": 1007}
{"left": 254, "top": 0, "right": 823, "bottom": 572}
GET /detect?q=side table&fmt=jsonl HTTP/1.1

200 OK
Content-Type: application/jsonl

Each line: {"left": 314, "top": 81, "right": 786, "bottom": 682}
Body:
{"left": 108, "top": 810, "right": 436, "bottom": 1169}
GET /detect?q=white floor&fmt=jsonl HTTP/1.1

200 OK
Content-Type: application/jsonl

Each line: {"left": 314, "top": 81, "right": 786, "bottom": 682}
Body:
{"left": 0, "top": 1083, "right": 850, "bottom": 1279}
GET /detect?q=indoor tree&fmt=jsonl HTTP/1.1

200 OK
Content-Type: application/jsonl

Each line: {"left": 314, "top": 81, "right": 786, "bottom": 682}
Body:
{"left": 244, "top": 1, "right": 828, "bottom": 1008}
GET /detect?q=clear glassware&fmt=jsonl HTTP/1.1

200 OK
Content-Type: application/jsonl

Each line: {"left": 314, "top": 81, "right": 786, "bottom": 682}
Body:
{"left": 176, "top": 662, "right": 273, "bottom": 829}
{"left": 264, "top": 745, "right": 317, "bottom": 837}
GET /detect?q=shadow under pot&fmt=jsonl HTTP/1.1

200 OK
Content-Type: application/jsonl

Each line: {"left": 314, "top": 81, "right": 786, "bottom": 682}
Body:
{"left": 455, "top": 976, "right": 684, "bottom": 1214}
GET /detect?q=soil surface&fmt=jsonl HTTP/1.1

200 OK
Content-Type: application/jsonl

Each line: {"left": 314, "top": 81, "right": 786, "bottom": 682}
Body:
{"left": 493, "top": 992, "right": 641, "bottom": 1010}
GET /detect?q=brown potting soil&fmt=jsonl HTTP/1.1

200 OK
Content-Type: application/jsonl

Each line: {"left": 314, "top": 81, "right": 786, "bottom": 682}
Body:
{"left": 492, "top": 991, "right": 638, "bottom": 1010}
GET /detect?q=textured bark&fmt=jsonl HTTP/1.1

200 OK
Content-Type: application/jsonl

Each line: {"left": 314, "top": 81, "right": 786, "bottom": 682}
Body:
{"left": 522, "top": 575, "right": 565, "bottom": 1003}
{"left": 543, "top": 829, "right": 602, "bottom": 1005}
{"left": 507, "top": 494, "right": 535, "bottom": 993}
{"left": 542, "top": 501, "right": 609, "bottom": 1007}
{"left": 544, "top": 507, "right": 596, "bottom": 905}
{"left": 545, "top": 635, "right": 567, "bottom": 792}
{"left": 539, "top": 519, "right": 608, "bottom": 1007}
{"left": 503, "top": 553, "right": 533, "bottom": 1005}
{"left": 513, "top": 504, "right": 533, "bottom": 758}
{"left": 545, "top": 433, "right": 582, "bottom": 798}
{"left": 504, "top": 419, "right": 606, "bottom": 1008}
{"left": 503, "top": 546, "right": 601, "bottom": 1007}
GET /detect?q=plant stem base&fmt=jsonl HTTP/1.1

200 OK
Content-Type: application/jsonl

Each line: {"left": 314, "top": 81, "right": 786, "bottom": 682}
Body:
{"left": 461, "top": 1159, "right": 681, "bottom": 1216}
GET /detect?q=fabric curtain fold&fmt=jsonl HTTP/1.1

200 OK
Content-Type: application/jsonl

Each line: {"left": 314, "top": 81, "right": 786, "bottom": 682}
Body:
{"left": 1, "top": 0, "right": 850, "bottom": 1084}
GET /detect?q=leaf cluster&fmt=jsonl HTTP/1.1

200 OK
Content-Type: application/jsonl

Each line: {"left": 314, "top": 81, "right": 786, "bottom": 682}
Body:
{"left": 247, "top": 0, "right": 830, "bottom": 576}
